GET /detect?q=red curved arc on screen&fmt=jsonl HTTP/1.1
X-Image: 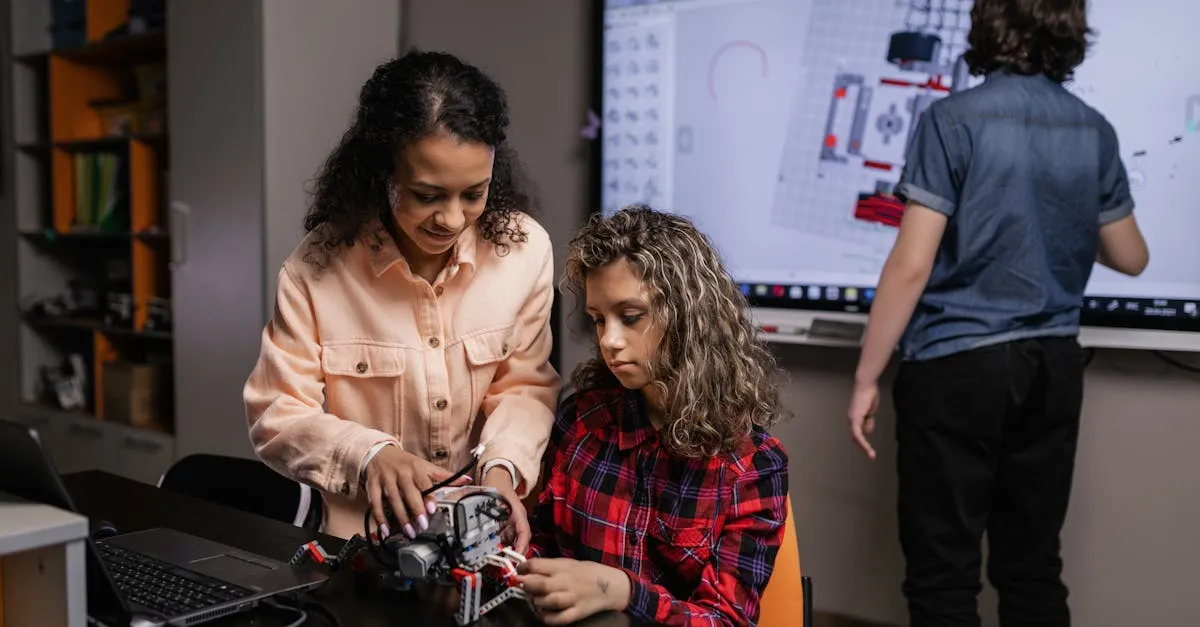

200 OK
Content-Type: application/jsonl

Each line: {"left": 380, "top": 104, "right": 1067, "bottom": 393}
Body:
{"left": 707, "top": 40, "right": 769, "bottom": 101}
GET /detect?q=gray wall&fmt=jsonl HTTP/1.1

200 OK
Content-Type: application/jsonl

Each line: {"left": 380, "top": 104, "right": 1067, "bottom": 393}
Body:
{"left": 262, "top": 0, "right": 401, "bottom": 309}
{"left": 402, "top": 2, "right": 1200, "bottom": 626}
{"left": 0, "top": 0, "right": 18, "bottom": 412}
{"left": 170, "top": 0, "right": 400, "bottom": 461}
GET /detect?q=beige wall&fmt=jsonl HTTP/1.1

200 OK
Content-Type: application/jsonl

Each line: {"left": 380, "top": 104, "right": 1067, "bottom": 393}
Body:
{"left": 403, "top": 2, "right": 1200, "bottom": 626}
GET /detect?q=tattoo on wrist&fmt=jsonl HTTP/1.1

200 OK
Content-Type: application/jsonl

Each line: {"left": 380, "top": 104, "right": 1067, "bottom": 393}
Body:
{"left": 597, "top": 578, "right": 609, "bottom": 595}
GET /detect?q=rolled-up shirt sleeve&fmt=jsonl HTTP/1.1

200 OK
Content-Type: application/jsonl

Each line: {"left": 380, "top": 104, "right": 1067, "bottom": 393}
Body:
{"left": 1097, "top": 120, "right": 1135, "bottom": 225}
{"left": 894, "top": 104, "right": 965, "bottom": 218}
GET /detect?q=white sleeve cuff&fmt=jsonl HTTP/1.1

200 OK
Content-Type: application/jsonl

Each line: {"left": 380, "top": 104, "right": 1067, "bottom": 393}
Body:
{"left": 359, "top": 440, "right": 396, "bottom": 486}
{"left": 481, "top": 458, "right": 520, "bottom": 490}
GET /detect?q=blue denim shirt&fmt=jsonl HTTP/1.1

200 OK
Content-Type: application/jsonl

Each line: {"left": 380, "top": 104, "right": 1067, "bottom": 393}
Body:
{"left": 894, "top": 69, "right": 1135, "bottom": 361}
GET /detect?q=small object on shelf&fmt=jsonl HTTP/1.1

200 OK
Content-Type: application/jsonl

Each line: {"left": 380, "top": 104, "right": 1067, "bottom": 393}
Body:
{"left": 94, "top": 100, "right": 141, "bottom": 137}
{"left": 145, "top": 296, "right": 172, "bottom": 332}
{"left": 134, "top": 63, "right": 167, "bottom": 104}
{"left": 69, "top": 280, "right": 103, "bottom": 317}
{"left": 39, "top": 353, "right": 88, "bottom": 412}
{"left": 102, "top": 360, "right": 165, "bottom": 429}
{"left": 92, "top": 99, "right": 165, "bottom": 138}
{"left": 49, "top": 0, "right": 85, "bottom": 49}
{"left": 26, "top": 280, "right": 104, "bottom": 321}
{"left": 104, "top": 292, "right": 134, "bottom": 329}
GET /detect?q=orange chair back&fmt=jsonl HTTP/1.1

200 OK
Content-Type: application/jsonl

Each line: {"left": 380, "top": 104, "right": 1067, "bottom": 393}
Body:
{"left": 758, "top": 496, "right": 805, "bottom": 626}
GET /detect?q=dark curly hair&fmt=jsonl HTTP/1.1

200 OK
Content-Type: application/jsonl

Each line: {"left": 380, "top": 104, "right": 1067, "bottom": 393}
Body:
{"left": 563, "top": 206, "right": 790, "bottom": 458}
{"left": 964, "top": 0, "right": 1093, "bottom": 83}
{"left": 302, "top": 49, "right": 537, "bottom": 269}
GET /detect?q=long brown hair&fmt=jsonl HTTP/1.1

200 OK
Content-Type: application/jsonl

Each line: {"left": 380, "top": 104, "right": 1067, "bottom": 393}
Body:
{"left": 563, "top": 206, "right": 790, "bottom": 457}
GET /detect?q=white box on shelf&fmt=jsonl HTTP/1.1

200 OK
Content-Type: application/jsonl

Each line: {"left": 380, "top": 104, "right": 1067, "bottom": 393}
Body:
{"left": 0, "top": 491, "right": 88, "bottom": 627}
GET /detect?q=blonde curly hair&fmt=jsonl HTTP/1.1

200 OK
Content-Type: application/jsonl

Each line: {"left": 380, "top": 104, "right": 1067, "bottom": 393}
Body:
{"left": 563, "top": 205, "right": 789, "bottom": 457}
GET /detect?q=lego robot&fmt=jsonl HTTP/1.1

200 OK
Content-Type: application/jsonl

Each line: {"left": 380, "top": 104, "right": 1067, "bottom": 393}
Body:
{"left": 292, "top": 484, "right": 529, "bottom": 626}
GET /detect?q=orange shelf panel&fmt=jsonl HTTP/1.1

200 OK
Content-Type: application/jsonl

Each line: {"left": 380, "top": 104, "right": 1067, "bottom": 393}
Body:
{"left": 48, "top": 56, "right": 126, "bottom": 142}
{"left": 132, "top": 239, "right": 162, "bottom": 332}
{"left": 131, "top": 137, "right": 163, "bottom": 331}
{"left": 87, "top": 0, "right": 133, "bottom": 44}
{"left": 51, "top": 148, "right": 75, "bottom": 232}
{"left": 94, "top": 332, "right": 118, "bottom": 419}
{"left": 130, "top": 138, "right": 161, "bottom": 232}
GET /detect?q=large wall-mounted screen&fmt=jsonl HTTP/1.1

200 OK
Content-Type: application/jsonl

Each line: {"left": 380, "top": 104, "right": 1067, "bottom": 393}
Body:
{"left": 598, "top": 0, "right": 1200, "bottom": 350}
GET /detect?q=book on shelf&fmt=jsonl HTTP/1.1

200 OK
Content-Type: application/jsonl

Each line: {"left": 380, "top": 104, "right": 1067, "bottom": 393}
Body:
{"left": 72, "top": 151, "right": 128, "bottom": 233}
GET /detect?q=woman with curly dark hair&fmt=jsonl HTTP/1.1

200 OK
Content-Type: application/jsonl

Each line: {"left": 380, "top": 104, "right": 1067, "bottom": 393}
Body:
{"left": 244, "top": 50, "right": 560, "bottom": 547}
{"left": 519, "top": 206, "right": 790, "bottom": 626}
{"left": 847, "top": 1, "right": 1148, "bottom": 626}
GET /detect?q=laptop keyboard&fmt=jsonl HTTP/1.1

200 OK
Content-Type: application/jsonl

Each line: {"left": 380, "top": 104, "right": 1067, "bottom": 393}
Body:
{"left": 98, "top": 542, "right": 254, "bottom": 617}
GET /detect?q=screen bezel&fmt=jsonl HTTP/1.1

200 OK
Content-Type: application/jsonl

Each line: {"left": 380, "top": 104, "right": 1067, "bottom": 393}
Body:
{"left": 591, "top": 0, "right": 1200, "bottom": 347}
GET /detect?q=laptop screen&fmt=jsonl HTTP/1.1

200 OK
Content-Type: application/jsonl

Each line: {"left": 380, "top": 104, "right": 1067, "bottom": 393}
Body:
{"left": 0, "top": 419, "right": 133, "bottom": 625}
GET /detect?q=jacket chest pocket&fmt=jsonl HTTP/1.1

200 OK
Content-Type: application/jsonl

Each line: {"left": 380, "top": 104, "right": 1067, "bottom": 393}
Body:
{"left": 650, "top": 517, "right": 715, "bottom": 582}
{"left": 462, "top": 325, "right": 516, "bottom": 415}
{"left": 321, "top": 343, "right": 408, "bottom": 434}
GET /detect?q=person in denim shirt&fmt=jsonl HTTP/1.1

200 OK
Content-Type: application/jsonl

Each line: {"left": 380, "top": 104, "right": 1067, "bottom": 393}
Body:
{"left": 846, "top": 1, "right": 1150, "bottom": 626}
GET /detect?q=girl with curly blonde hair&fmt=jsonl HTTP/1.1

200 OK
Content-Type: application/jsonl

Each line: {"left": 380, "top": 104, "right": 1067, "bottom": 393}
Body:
{"left": 519, "top": 205, "right": 791, "bottom": 626}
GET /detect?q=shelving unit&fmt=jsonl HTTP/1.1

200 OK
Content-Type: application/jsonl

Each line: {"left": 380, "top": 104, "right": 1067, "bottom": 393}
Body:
{"left": 3, "top": 0, "right": 403, "bottom": 482}
{"left": 8, "top": 0, "right": 174, "bottom": 483}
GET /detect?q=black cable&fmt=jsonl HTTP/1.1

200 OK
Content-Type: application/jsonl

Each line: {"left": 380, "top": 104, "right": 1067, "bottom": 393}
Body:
{"left": 420, "top": 454, "right": 481, "bottom": 497}
{"left": 1152, "top": 350, "right": 1200, "bottom": 374}
{"left": 265, "top": 592, "right": 342, "bottom": 627}
{"left": 262, "top": 598, "right": 307, "bottom": 627}
{"left": 296, "top": 592, "right": 341, "bottom": 627}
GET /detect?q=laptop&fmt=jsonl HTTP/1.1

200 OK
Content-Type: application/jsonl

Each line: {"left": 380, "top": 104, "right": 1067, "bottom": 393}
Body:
{"left": 0, "top": 418, "right": 328, "bottom": 626}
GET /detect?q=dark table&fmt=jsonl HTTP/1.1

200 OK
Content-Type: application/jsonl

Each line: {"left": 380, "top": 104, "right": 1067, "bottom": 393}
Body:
{"left": 64, "top": 471, "right": 640, "bottom": 627}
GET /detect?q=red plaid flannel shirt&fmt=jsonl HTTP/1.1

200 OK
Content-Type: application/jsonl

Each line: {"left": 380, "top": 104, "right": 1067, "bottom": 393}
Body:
{"left": 527, "top": 387, "right": 789, "bottom": 627}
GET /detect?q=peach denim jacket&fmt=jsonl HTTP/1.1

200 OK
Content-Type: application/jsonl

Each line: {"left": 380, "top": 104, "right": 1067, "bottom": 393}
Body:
{"left": 244, "top": 214, "right": 560, "bottom": 539}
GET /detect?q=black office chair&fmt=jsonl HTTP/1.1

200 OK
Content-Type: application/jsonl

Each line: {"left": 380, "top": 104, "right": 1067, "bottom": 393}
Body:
{"left": 158, "top": 454, "right": 322, "bottom": 531}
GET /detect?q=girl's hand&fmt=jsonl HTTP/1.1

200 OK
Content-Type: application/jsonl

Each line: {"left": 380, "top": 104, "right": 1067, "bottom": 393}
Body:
{"left": 364, "top": 446, "right": 468, "bottom": 539}
{"left": 518, "top": 558, "right": 631, "bottom": 625}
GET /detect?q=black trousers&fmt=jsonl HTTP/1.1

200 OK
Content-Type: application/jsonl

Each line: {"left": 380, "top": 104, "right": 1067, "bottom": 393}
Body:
{"left": 893, "top": 337, "right": 1085, "bottom": 627}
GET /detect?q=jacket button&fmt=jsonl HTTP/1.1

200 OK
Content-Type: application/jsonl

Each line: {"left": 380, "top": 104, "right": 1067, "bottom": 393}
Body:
{"left": 355, "top": 361, "right": 368, "bottom": 374}
{"left": 429, "top": 337, "right": 440, "bottom": 348}
{"left": 435, "top": 398, "right": 448, "bottom": 410}
{"left": 433, "top": 449, "right": 449, "bottom": 459}
{"left": 435, "top": 286, "right": 444, "bottom": 296}
{"left": 341, "top": 481, "right": 351, "bottom": 495}
{"left": 501, "top": 343, "right": 509, "bottom": 354}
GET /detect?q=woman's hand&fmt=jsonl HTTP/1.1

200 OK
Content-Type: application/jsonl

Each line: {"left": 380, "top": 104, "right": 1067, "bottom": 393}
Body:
{"left": 481, "top": 466, "right": 531, "bottom": 554}
{"left": 518, "top": 558, "right": 630, "bottom": 625}
{"left": 364, "top": 446, "right": 468, "bottom": 539}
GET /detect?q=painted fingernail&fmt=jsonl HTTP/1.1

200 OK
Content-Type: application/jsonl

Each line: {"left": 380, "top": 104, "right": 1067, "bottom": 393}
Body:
{"left": 418, "top": 514, "right": 428, "bottom": 531}
{"left": 379, "top": 523, "right": 390, "bottom": 538}
{"left": 404, "top": 523, "right": 416, "bottom": 539}
{"left": 427, "top": 500, "right": 437, "bottom": 515}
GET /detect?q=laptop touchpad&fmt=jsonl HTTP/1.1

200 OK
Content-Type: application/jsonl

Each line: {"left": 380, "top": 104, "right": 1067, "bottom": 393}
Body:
{"left": 189, "top": 553, "right": 276, "bottom": 583}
